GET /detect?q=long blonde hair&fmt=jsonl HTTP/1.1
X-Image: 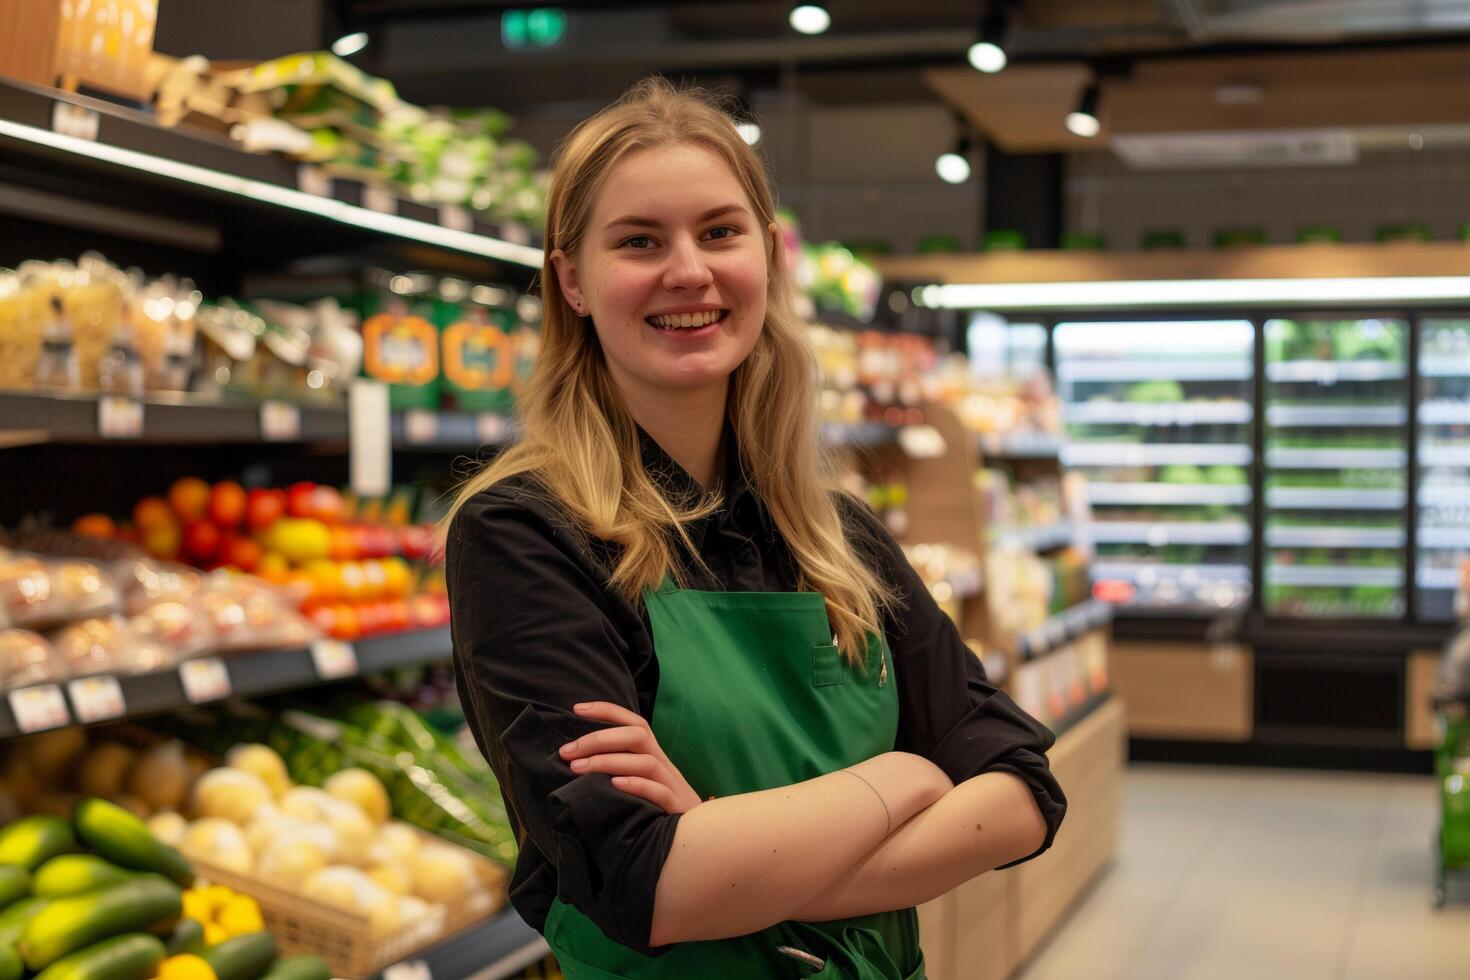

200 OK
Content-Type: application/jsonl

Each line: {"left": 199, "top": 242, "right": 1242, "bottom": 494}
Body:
{"left": 442, "top": 76, "right": 893, "bottom": 663}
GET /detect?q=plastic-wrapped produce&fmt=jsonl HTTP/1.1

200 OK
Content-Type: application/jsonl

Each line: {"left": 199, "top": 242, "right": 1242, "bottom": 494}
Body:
{"left": 52, "top": 615, "right": 175, "bottom": 676}
{"left": 0, "top": 629, "right": 67, "bottom": 689}
{"left": 0, "top": 553, "right": 118, "bottom": 630}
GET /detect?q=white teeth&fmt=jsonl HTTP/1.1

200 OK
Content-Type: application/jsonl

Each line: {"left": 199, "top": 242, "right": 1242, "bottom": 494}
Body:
{"left": 650, "top": 310, "right": 724, "bottom": 329}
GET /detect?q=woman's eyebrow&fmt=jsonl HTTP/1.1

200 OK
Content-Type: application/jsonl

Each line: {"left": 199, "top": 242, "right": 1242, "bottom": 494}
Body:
{"left": 603, "top": 203, "right": 749, "bottom": 230}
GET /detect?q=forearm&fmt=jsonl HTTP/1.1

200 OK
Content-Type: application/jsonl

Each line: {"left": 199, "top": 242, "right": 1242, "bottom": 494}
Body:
{"left": 649, "top": 752, "right": 951, "bottom": 945}
{"left": 790, "top": 770, "right": 1048, "bottom": 923}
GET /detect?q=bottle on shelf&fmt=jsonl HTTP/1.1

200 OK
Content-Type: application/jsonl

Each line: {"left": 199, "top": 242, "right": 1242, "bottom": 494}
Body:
{"left": 36, "top": 296, "right": 80, "bottom": 389}
{"left": 97, "top": 313, "right": 146, "bottom": 398}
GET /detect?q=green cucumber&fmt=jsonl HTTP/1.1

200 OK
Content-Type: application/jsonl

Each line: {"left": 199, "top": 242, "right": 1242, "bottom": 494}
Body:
{"left": 0, "top": 816, "right": 75, "bottom": 871}
{"left": 72, "top": 799, "right": 192, "bottom": 887}
{"left": 34, "top": 856, "right": 137, "bottom": 899}
{"left": 200, "top": 932, "right": 278, "bottom": 980}
{"left": 33, "top": 933, "right": 165, "bottom": 980}
{"left": 20, "top": 877, "right": 181, "bottom": 969}
{"left": 0, "top": 866, "right": 29, "bottom": 909}
{"left": 0, "top": 897, "right": 47, "bottom": 947}
{"left": 0, "top": 945, "right": 20, "bottom": 980}
{"left": 163, "top": 917, "right": 205, "bottom": 957}
{"left": 257, "top": 955, "right": 330, "bottom": 980}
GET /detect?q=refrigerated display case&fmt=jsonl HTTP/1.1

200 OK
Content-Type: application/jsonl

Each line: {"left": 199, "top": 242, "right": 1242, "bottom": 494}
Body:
{"left": 1055, "top": 320, "right": 1255, "bottom": 613}
{"left": 1418, "top": 318, "right": 1470, "bottom": 621}
{"left": 1263, "top": 316, "right": 1409, "bottom": 618}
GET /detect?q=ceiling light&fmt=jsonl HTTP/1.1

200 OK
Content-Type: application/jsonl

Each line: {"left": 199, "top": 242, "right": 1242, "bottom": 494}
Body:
{"left": 331, "top": 32, "right": 369, "bottom": 57}
{"left": 967, "top": 9, "right": 1010, "bottom": 73}
{"left": 936, "top": 127, "right": 973, "bottom": 184}
{"left": 735, "top": 121, "right": 762, "bottom": 146}
{"left": 1066, "top": 81, "right": 1102, "bottom": 138}
{"left": 789, "top": 4, "right": 831, "bottom": 35}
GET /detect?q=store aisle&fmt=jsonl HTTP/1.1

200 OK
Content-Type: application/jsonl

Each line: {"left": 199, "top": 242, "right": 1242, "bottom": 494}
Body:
{"left": 1014, "top": 764, "right": 1469, "bottom": 980}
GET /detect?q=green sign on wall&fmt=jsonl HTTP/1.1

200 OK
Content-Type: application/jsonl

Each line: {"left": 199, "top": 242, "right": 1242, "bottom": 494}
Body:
{"left": 502, "top": 8, "right": 567, "bottom": 49}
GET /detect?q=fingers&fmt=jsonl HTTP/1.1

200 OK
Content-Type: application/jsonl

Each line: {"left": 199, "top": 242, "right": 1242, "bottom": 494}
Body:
{"left": 568, "top": 752, "right": 664, "bottom": 779}
{"left": 573, "top": 701, "right": 650, "bottom": 729}
{"left": 609, "top": 775, "right": 680, "bottom": 812}
{"left": 560, "top": 725, "right": 652, "bottom": 761}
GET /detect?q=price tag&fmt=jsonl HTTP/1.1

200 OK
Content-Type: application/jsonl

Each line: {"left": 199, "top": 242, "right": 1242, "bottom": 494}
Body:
{"left": 476, "top": 413, "right": 507, "bottom": 444}
{"left": 383, "top": 959, "right": 431, "bottom": 980}
{"left": 8, "top": 685, "right": 70, "bottom": 733}
{"left": 296, "top": 166, "right": 333, "bottom": 198}
{"left": 363, "top": 184, "right": 397, "bottom": 214}
{"left": 311, "top": 639, "right": 359, "bottom": 680}
{"left": 98, "top": 396, "right": 144, "bottom": 439}
{"left": 67, "top": 675, "right": 126, "bottom": 724}
{"left": 404, "top": 409, "right": 439, "bottom": 445}
{"left": 260, "top": 400, "right": 302, "bottom": 441}
{"left": 439, "top": 204, "right": 473, "bottom": 232}
{"left": 52, "top": 102, "right": 100, "bottom": 141}
{"left": 179, "top": 657, "right": 231, "bottom": 704}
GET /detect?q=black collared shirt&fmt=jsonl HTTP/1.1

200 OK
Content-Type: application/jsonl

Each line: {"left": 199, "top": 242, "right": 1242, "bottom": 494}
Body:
{"left": 446, "top": 431, "right": 1065, "bottom": 957}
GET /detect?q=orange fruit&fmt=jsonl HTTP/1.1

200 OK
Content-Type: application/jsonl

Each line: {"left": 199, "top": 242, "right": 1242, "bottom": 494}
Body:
{"left": 72, "top": 514, "right": 116, "bottom": 538}
{"left": 141, "top": 523, "right": 182, "bottom": 561}
{"left": 381, "top": 557, "right": 412, "bottom": 598}
{"left": 168, "top": 477, "right": 212, "bottom": 521}
{"left": 339, "top": 561, "right": 368, "bottom": 602}
{"left": 134, "top": 496, "right": 175, "bottom": 533}
{"left": 256, "top": 551, "right": 290, "bottom": 584}
{"left": 303, "top": 559, "right": 343, "bottom": 603}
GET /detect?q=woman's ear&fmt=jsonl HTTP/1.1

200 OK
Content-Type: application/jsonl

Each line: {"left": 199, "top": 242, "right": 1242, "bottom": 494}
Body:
{"left": 768, "top": 222, "right": 782, "bottom": 267}
{"left": 550, "top": 247, "right": 587, "bottom": 315}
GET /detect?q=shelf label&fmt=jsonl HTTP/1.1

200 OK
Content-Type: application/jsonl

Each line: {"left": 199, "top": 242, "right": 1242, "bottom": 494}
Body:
{"left": 179, "top": 657, "right": 231, "bottom": 704}
{"left": 296, "top": 166, "right": 333, "bottom": 198}
{"left": 363, "top": 184, "right": 397, "bottom": 214}
{"left": 404, "top": 409, "right": 439, "bottom": 445}
{"left": 311, "top": 639, "right": 359, "bottom": 680}
{"left": 476, "top": 413, "right": 507, "bottom": 444}
{"left": 349, "top": 380, "right": 392, "bottom": 498}
{"left": 52, "top": 102, "right": 100, "bottom": 142}
{"left": 67, "top": 675, "right": 126, "bottom": 724}
{"left": 8, "top": 685, "right": 70, "bottom": 733}
{"left": 439, "top": 204, "right": 473, "bottom": 232}
{"left": 383, "top": 960, "right": 431, "bottom": 980}
{"left": 260, "top": 400, "right": 302, "bottom": 441}
{"left": 98, "top": 396, "right": 144, "bottom": 439}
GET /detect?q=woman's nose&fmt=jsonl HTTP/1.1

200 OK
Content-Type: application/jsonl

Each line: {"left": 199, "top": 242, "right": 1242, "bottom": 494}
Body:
{"left": 662, "top": 237, "right": 714, "bottom": 291}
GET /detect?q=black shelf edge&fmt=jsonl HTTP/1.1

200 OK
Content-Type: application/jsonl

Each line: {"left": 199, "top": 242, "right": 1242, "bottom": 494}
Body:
{"left": 1016, "top": 599, "right": 1113, "bottom": 660}
{"left": 1049, "top": 691, "right": 1113, "bottom": 741}
{"left": 0, "top": 626, "right": 452, "bottom": 740}
{"left": 375, "top": 908, "right": 548, "bottom": 980}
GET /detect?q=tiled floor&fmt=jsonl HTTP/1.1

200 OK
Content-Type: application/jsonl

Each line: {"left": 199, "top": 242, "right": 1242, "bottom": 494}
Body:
{"left": 1015, "top": 764, "right": 1470, "bottom": 980}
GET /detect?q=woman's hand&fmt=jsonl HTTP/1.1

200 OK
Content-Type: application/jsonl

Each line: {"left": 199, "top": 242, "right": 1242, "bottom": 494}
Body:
{"left": 560, "top": 701, "right": 704, "bottom": 814}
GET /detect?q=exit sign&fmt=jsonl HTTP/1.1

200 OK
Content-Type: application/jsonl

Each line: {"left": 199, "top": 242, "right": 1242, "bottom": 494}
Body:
{"left": 502, "top": 8, "right": 567, "bottom": 49}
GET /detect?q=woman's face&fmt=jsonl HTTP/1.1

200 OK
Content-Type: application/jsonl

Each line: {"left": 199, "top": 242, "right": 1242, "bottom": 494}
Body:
{"left": 552, "top": 143, "right": 774, "bottom": 407}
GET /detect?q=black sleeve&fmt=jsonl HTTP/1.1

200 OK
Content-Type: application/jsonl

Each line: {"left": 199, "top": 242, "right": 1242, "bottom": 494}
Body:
{"left": 446, "top": 487, "right": 680, "bottom": 955}
{"left": 837, "top": 495, "right": 1067, "bottom": 867}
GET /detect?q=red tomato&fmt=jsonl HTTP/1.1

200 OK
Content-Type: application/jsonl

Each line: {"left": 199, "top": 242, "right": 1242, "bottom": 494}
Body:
{"left": 182, "top": 520, "right": 222, "bottom": 563}
{"left": 286, "top": 482, "right": 318, "bottom": 519}
{"left": 310, "top": 486, "right": 344, "bottom": 524}
{"left": 208, "top": 481, "right": 248, "bottom": 529}
{"left": 220, "top": 535, "right": 263, "bottom": 573}
{"left": 245, "top": 488, "right": 286, "bottom": 532}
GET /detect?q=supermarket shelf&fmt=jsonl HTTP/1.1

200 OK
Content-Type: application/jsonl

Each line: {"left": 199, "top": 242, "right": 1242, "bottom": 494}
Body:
{"left": 1421, "top": 358, "right": 1470, "bottom": 378}
{"left": 374, "top": 909, "right": 549, "bottom": 980}
{"left": 1266, "top": 487, "right": 1406, "bottom": 510}
{"left": 1265, "top": 404, "right": 1407, "bottom": 427}
{"left": 1092, "top": 561, "right": 1252, "bottom": 584}
{"left": 1057, "top": 360, "right": 1252, "bottom": 382}
{"left": 1417, "top": 567, "right": 1465, "bottom": 590}
{"left": 1265, "top": 360, "right": 1406, "bottom": 383}
{"left": 992, "top": 522, "right": 1075, "bottom": 552}
{"left": 1063, "top": 401, "right": 1253, "bottom": 426}
{"left": 1090, "top": 520, "right": 1252, "bottom": 546}
{"left": 1047, "top": 691, "right": 1113, "bottom": 742}
{"left": 1419, "top": 401, "right": 1470, "bottom": 425}
{"left": 978, "top": 431, "right": 1063, "bottom": 459}
{"left": 1062, "top": 443, "right": 1253, "bottom": 467}
{"left": 1264, "top": 565, "right": 1404, "bottom": 587}
{"left": 1420, "top": 444, "right": 1470, "bottom": 467}
{"left": 1265, "top": 526, "right": 1406, "bottom": 548}
{"left": 1015, "top": 599, "right": 1113, "bottom": 660}
{"left": 1418, "top": 527, "right": 1470, "bottom": 550}
{"left": 0, "top": 78, "right": 541, "bottom": 267}
{"left": 0, "top": 627, "right": 452, "bottom": 739}
{"left": 1265, "top": 447, "right": 1406, "bottom": 469}
{"left": 1419, "top": 485, "right": 1470, "bottom": 507}
{"left": 1086, "top": 482, "right": 1251, "bottom": 506}
{"left": 820, "top": 421, "right": 901, "bottom": 447}
{"left": 0, "top": 391, "right": 351, "bottom": 445}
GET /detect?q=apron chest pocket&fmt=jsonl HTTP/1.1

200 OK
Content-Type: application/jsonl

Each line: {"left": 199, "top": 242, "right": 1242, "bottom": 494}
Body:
{"left": 812, "top": 643, "right": 846, "bottom": 687}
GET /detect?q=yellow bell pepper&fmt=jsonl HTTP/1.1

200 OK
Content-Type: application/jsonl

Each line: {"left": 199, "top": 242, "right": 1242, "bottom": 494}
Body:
{"left": 156, "top": 955, "right": 218, "bottom": 980}
{"left": 217, "top": 895, "right": 265, "bottom": 937}
{"left": 203, "top": 922, "right": 229, "bottom": 947}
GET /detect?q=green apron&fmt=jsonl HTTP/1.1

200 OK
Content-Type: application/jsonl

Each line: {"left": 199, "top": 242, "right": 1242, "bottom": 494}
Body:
{"left": 544, "top": 582, "right": 926, "bottom": 978}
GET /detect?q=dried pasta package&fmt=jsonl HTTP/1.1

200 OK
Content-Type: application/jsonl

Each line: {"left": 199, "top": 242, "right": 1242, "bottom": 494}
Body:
{"left": 0, "top": 629, "right": 67, "bottom": 689}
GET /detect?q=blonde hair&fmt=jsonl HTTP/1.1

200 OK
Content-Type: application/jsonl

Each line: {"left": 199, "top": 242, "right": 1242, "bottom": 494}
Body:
{"left": 441, "top": 76, "right": 893, "bottom": 663}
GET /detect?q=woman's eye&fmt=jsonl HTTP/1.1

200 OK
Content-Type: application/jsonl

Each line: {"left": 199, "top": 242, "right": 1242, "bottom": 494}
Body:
{"left": 621, "top": 235, "right": 654, "bottom": 249}
{"left": 705, "top": 226, "right": 739, "bottom": 241}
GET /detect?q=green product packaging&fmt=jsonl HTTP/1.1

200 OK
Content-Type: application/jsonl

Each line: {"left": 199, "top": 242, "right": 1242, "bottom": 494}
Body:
{"left": 439, "top": 304, "right": 518, "bottom": 414}
{"left": 360, "top": 293, "right": 441, "bottom": 410}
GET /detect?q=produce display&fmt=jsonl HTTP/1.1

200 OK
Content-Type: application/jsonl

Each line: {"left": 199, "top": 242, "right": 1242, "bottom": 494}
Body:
{"left": 1263, "top": 318, "right": 1409, "bottom": 618}
{"left": 1055, "top": 319, "right": 1256, "bottom": 613}
{"left": 68, "top": 477, "right": 447, "bottom": 642}
{"left": 777, "top": 211, "right": 882, "bottom": 323}
{"left": 151, "top": 51, "right": 546, "bottom": 228}
{"left": 1417, "top": 319, "right": 1470, "bottom": 622}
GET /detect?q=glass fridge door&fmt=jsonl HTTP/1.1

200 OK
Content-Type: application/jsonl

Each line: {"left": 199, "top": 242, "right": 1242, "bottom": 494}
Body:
{"left": 1055, "top": 320, "right": 1255, "bottom": 614}
{"left": 1263, "top": 317, "right": 1408, "bottom": 619}
{"left": 1417, "top": 318, "right": 1470, "bottom": 621}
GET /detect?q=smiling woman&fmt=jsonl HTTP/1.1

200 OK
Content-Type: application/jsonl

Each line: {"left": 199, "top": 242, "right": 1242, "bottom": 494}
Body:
{"left": 441, "top": 76, "right": 1064, "bottom": 980}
